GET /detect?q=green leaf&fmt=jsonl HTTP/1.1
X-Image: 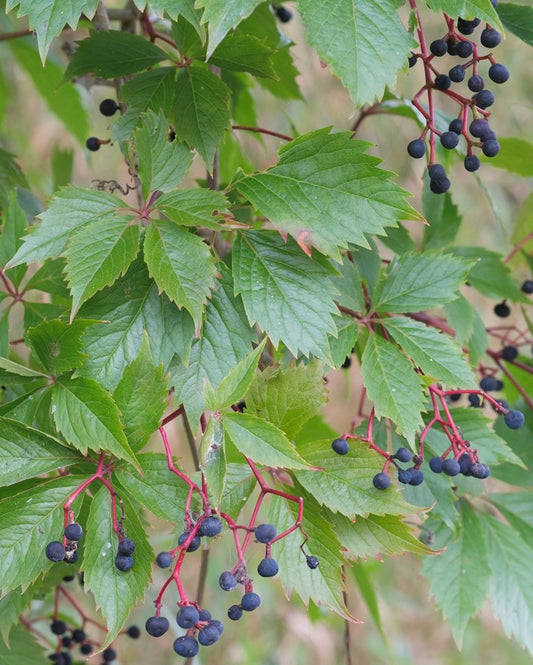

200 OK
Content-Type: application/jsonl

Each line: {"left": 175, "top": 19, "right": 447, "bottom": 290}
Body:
{"left": 83, "top": 486, "right": 152, "bottom": 645}
{"left": 0, "top": 193, "right": 27, "bottom": 291}
{"left": 79, "top": 257, "right": 193, "bottom": 391}
{"left": 0, "top": 357, "right": 48, "bottom": 379}
{"left": 9, "top": 38, "right": 89, "bottom": 143}
{"left": 143, "top": 220, "right": 216, "bottom": 326}
{"left": 212, "top": 339, "right": 266, "bottom": 410}
{"left": 5, "top": 0, "right": 98, "bottom": 62}
{"left": 246, "top": 361, "right": 327, "bottom": 440}
{"left": 331, "top": 511, "right": 435, "bottom": 559}
{"left": 65, "top": 215, "right": 140, "bottom": 318}
{"left": 0, "top": 591, "right": 33, "bottom": 647}
{"left": 234, "top": 128, "right": 423, "bottom": 260}
{"left": 7, "top": 187, "right": 125, "bottom": 267}
{"left": 0, "top": 626, "right": 46, "bottom": 664}
{"left": 25, "top": 318, "right": 96, "bottom": 374}
{"left": 498, "top": 2, "right": 533, "bottom": 46}
{"left": 0, "top": 476, "right": 84, "bottom": 595}
{"left": 135, "top": 110, "right": 193, "bottom": 198}
{"left": 422, "top": 502, "right": 491, "bottom": 647}
{"left": 51, "top": 147, "right": 74, "bottom": 190}
{"left": 372, "top": 251, "right": 473, "bottom": 313}
{"left": 331, "top": 259, "right": 366, "bottom": 313}
{"left": 361, "top": 334, "right": 424, "bottom": 442}
{"left": 51, "top": 376, "right": 138, "bottom": 466}
{"left": 115, "top": 453, "right": 190, "bottom": 521}
{"left": 171, "top": 14, "right": 205, "bottom": 59}
{"left": 113, "top": 334, "right": 168, "bottom": 453}
{"left": 171, "top": 66, "right": 231, "bottom": 170}
{"left": 195, "top": 0, "right": 262, "bottom": 57}
{"left": 169, "top": 263, "right": 255, "bottom": 426}
{"left": 0, "top": 148, "right": 27, "bottom": 204}
{"left": 298, "top": 0, "right": 414, "bottom": 106}
{"left": 223, "top": 412, "right": 312, "bottom": 469}
{"left": 219, "top": 463, "right": 255, "bottom": 518}
{"left": 444, "top": 294, "right": 475, "bottom": 345}
{"left": 211, "top": 33, "right": 277, "bottom": 79}
{"left": 452, "top": 247, "right": 525, "bottom": 301}
{"left": 268, "top": 489, "right": 352, "bottom": 620}
{"left": 328, "top": 316, "right": 359, "bottom": 368}
{"left": 154, "top": 188, "right": 228, "bottom": 229}
{"left": 0, "top": 417, "right": 79, "bottom": 487}
{"left": 199, "top": 416, "right": 226, "bottom": 509}
{"left": 422, "top": 189, "right": 462, "bottom": 250}
{"left": 134, "top": 0, "right": 204, "bottom": 28}
{"left": 233, "top": 230, "right": 338, "bottom": 359}
{"left": 482, "top": 138, "right": 533, "bottom": 177}
{"left": 64, "top": 31, "right": 168, "bottom": 79}
{"left": 294, "top": 439, "right": 419, "bottom": 518}
{"left": 480, "top": 513, "right": 533, "bottom": 655}
{"left": 425, "top": 0, "right": 501, "bottom": 28}
{"left": 382, "top": 317, "right": 475, "bottom": 387}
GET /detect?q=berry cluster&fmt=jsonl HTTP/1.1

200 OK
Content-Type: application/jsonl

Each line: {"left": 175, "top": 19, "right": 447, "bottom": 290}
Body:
{"left": 407, "top": 0, "right": 509, "bottom": 192}
{"left": 86, "top": 98, "right": 118, "bottom": 151}
{"left": 45, "top": 522, "right": 83, "bottom": 565}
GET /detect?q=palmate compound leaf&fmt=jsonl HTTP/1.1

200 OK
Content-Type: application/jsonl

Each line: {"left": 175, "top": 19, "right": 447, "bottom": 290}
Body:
{"left": 382, "top": 317, "right": 476, "bottom": 388}
{"left": 361, "top": 333, "right": 425, "bottom": 443}
{"left": 298, "top": 0, "right": 415, "bottom": 107}
{"left": 5, "top": 0, "right": 99, "bottom": 62}
{"left": 0, "top": 476, "right": 85, "bottom": 595}
{"left": 0, "top": 417, "right": 79, "bottom": 487}
{"left": 294, "top": 439, "right": 419, "bottom": 518}
{"left": 233, "top": 128, "right": 423, "bottom": 260}
{"left": 83, "top": 486, "right": 152, "bottom": 646}
{"left": 232, "top": 230, "right": 338, "bottom": 360}
{"left": 422, "top": 502, "right": 491, "bottom": 648}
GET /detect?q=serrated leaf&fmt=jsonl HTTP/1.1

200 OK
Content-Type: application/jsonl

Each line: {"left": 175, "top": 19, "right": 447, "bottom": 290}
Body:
{"left": 268, "top": 490, "right": 353, "bottom": 621}
{"left": 480, "top": 512, "right": 533, "bottom": 655}
{"left": 7, "top": 187, "right": 126, "bottom": 267}
{"left": 331, "top": 511, "right": 435, "bottom": 559}
{"left": 199, "top": 416, "right": 226, "bottom": 508}
{"left": 372, "top": 251, "right": 473, "bottom": 313}
{"left": 219, "top": 463, "right": 255, "bottom": 518}
{"left": 169, "top": 263, "right": 255, "bottom": 426}
{"left": 223, "top": 412, "right": 311, "bottom": 469}
{"left": 83, "top": 487, "right": 152, "bottom": 645}
{"left": 134, "top": 0, "right": 203, "bottom": 28}
{"left": 51, "top": 376, "right": 138, "bottom": 466}
{"left": 78, "top": 257, "right": 193, "bottom": 391}
{"left": 0, "top": 417, "right": 79, "bottom": 487}
{"left": 499, "top": 3, "right": 533, "bottom": 46}
{"left": 444, "top": 294, "right": 475, "bottom": 345}
{"left": 143, "top": 220, "right": 216, "bottom": 326}
{"left": 0, "top": 192, "right": 28, "bottom": 288}
{"left": 136, "top": 110, "right": 193, "bottom": 198}
{"left": 25, "top": 318, "right": 96, "bottom": 374}
{"left": 246, "top": 361, "right": 327, "bottom": 440}
{"left": 114, "top": 453, "right": 190, "bottom": 521}
{"left": 0, "top": 357, "right": 48, "bottom": 378}
{"left": 295, "top": 439, "right": 419, "bottom": 518}
{"left": 0, "top": 477, "right": 84, "bottom": 595}
{"left": 425, "top": 0, "right": 502, "bottom": 28}
{"left": 423, "top": 189, "right": 462, "bottom": 250}
{"left": 299, "top": 0, "right": 414, "bottom": 106}
{"left": 5, "top": 0, "right": 98, "bottom": 62}
{"left": 331, "top": 258, "right": 366, "bottom": 313}
{"left": 0, "top": 591, "right": 34, "bottom": 647}
{"left": 382, "top": 317, "right": 475, "bottom": 387}
{"left": 234, "top": 128, "right": 422, "bottom": 260}
{"left": 195, "top": 0, "right": 262, "bottom": 57}
{"left": 0, "top": 148, "right": 27, "bottom": 203}
{"left": 211, "top": 339, "right": 266, "bottom": 410}
{"left": 64, "top": 31, "right": 168, "bottom": 79}
{"left": 113, "top": 334, "right": 168, "bottom": 453}
{"left": 210, "top": 33, "right": 277, "bottom": 78}
{"left": 482, "top": 138, "right": 533, "bottom": 177}
{"left": 361, "top": 334, "right": 424, "bottom": 441}
{"left": 328, "top": 315, "right": 359, "bottom": 368}
{"left": 422, "top": 502, "right": 490, "bottom": 647}
{"left": 154, "top": 188, "right": 228, "bottom": 229}
{"left": 233, "top": 230, "right": 338, "bottom": 359}
{"left": 65, "top": 215, "right": 140, "bottom": 318}
{"left": 171, "top": 66, "right": 231, "bottom": 170}
{"left": 0, "top": 626, "right": 46, "bottom": 664}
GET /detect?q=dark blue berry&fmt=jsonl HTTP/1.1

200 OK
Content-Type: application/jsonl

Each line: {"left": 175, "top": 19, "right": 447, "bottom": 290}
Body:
{"left": 72, "top": 629, "right": 86, "bottom": 643}
{"left": 435, "top": 74, "right": 451, "bottom": 90}
{"left": 64, "top": 523, "right": 83, "bottom": 541}
{"left": 449, "top": 65, "right": 466, "bottom": 82}
{"left": 80, "top": 644, "right": 93, "bottom": 654}
{"left": 198, "top": 624, "right": 220, "bottom": 646}
{"left": 440, "top": 132, "right": 459, "bottom": 149}
{"left": 489, "top": 63, "right": 509, "bottom": 83}
{"left": 257, "top": 558, "right": 279, "bottom": 577}
{"left": 407, "top": 139, "right": 426, "bottom": 158}
{"left": 481, "top": 28, "right": 501, "bottom": 48}
{"left": 255, "top": 523, "right": 277, "bottom": 543}
{"left": 173, "top": 636, "right": 199, "bottom": 658}
{"left": 51, "top": 621, "right": 67, "bottom": 635}
{"left": 475, "top": 90, "right": 495, "bottom": 109}
{"left": 464, "top": 154, "right": 481, "bottom": 172}
{"left": 210, "top": 619, "right": 224, "bottom": 635}
{"left": 468, "top": 75, "right": 484, "bottom": 92}
{"left": 494, "top": 301, "right": 510, "bottom": 317}
{"left": 397, "top": 468, "right": 413, "bottom": 484}
{"left": 275, "top": 5, "right": 292, "bottom": 22}
{"left": 449, "top": 118, "right": 463, "bottom": 134}
{"left": 480, "top": 376, "right": 500, "bottom": 391}
{"left": 521, "top": 280, "right": 533, "bottom": 294}
{"left": 127, "top": 625, "right": 140, "bottom": 638}
{"left": 408, "top": 469, "right": 424, "bottom": 486}
{"left": 61, "top": 637, "right": 72, "bottom": 647}
{"left": 115, "top": 554, "right": 134, "bottom": 571}
{"left": 228, "top": 605, "right": 243, "bottom": 621}
{"left": 306, "top": 555, "right": 319, "bottom": 569}
{"left": 429, "top": 457, "right": 444, "bottom": 473}
{"left": 468, "top": 393, "right": 482, "bottom": 407}
{"left": 177, "top": 605, "right": 200, "bottom": 629}
{"left": 395, "top": 447, "right": 412, "bottom": 463}
{"left": 45, "top": 541, "right": 66, "bottom": 562}
{"left": 430, "top": 177, "right": 451, "bottom": 194}
{"left": 408, "top": 53, "right": 417, "bottom": 67}
{"left": 428, "top": 164, "right": 446, "bottom": 182}
{"left": 241, "top": 592, "right": 261, "bottom": 611}
{"left": 457, "top": 18, "right": 479, "bottom": 35}
{"left": 198, "top": 608, "right": 212, "bottom": 622}
{"left": 482, "top": 139, "right": 500, "bottom": 157}
{"left": 99, "top": 98, "right": 119, "bottom": 116}
{"left": 430, "top": 39, "right": 447, "bottom": 56}
{"left": 501, "top": 345, "right": 518, "bottom": 361}
{"left": 118, "top": 538, "right": 135, "bottom": 555}
{"left": 331, "top": 438, "right": 349, "bottom": 455}
{"left": 504, "top": 410, "right": 525, "bottom": 429}
{"left": 102, "top": 648, "right": 116, "bottom": 662}
{"left": 178, "top": 531, "right": 201, "bottom": 552}
{"left": 219, "top": 571, "right": 238, "bottom": 591}
{"left": 442, "top": 458, "right": 461, "bottom": 476}
{"left": 456, "top": 40, "right": 473, "bottom": 58}
{"left": 156, "top": 551, "right": 172, "bottom": 568}
{"left": 199, "top": 516, "right": 222, "bottom": 537}
{"left": 86, "top": 137, "right": 100, "bottom": 151}
{"left": 471, "top": 463, "right": 491, "bottom": 479}
{"left": 458, "top": 453, "right": 472, "bottom": 474}
{"left": 372, "top": 472, "right": 390, "bottom": 490}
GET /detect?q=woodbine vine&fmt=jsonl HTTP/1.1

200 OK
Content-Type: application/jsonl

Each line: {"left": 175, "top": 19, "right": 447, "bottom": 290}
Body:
{"left": 0, "top": 1, "right": 532, "bottom": 663}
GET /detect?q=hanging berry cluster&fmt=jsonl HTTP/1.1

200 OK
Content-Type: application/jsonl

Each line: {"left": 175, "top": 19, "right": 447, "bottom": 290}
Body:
{"left": 406, "top": 0, "right": 508, "bottom": 192}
